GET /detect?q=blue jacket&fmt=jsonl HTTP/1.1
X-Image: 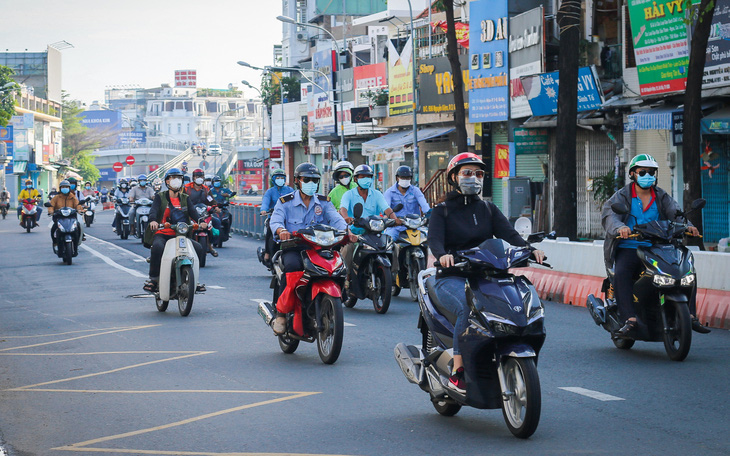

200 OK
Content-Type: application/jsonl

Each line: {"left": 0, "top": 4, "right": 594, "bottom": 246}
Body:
{"left": 210, "top": 186, "right": 234, "bottom": 204}
{"left": 261, "top": 185, "right": 294, "bottom": 212}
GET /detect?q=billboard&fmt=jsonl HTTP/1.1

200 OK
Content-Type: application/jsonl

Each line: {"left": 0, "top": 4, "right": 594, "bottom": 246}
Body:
{"left": 418, "top": 55, "right": 469, "bottom": 114}
{"left": 1, "top": 126, "right": 12, "bottom": 173}
{"left": 521, "top": 66, "right": 604, "bottom": 116}
{"left": 468, "top": 0, "right": 509, "bottom": 122}
{"left": 627, "top": 0, "right": 689, "bottom": 95}
{"left": 703, "top": 0, "right": 730, "bottom": 88}
{"left": 175, "top": 69, "right": 197, "bottom": 88}
{"left": 312, "top": 50, "right": 336, "bottom": 94}
{"left": 354, "top": 62, "right": 387, "bottom": 107}
{"left": 387, "top": 37, "right": 415, "bottom": 116}
{"left": 309, "top": 92, "right": 336, "bottom": 138}
{"left": 509, "top": 6, "right": 544, "bottom": 119}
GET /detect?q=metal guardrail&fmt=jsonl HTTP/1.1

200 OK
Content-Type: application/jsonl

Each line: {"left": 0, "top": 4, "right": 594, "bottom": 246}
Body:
{"left": 147, "top": 148, "right": 195, "bottom": 181}
{"left": 228, "top": 202, "right": 265, "bottom": 239}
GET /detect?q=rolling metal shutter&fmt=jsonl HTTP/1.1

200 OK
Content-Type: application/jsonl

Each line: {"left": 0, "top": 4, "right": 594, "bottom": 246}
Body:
{"left": 701, "top": 136, "right": 729, "bottom": 243}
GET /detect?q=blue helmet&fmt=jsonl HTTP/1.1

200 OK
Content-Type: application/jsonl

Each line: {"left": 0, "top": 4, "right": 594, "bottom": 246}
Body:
{"left": 137, "top": 174, "right": 147, "bottom": 181}
{"left": 164, "top": 168, "right": 184, "bottom": 180}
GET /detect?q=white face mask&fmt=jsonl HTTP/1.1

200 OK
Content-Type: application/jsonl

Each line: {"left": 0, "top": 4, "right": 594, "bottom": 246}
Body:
{"left": 168, "top": 178, "right": 183, "bottom": 190}
{"left": 398, "top": 179, "right": 411, "bottom": 188}
{"left": 195, "top": 178, "right": 204, "bottom": 185}
{"left": 339, "top": 176, "right": 351, "bottom": 186}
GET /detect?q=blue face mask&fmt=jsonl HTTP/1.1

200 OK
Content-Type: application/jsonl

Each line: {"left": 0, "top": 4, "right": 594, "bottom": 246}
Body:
{"left": 139, "top": 180, "right": 146, "bottom": 186}
{"left": 70, "top": 184, "right": 77, "bottom": 190}
{"left": 214, "top": 182, "right": 221, "bottom": 188}
{"left": 301, "top": 181, "right": 318, "bottom": 196}
{"left": 26, "top": 185, "right": 32, "bottom": 189}
{"left": 275, "top": 178, "right": 286, "bottom": 187}
{"left": 60, "top": 188, "right": 70, "bottom": 194}
{"left": 637, "top": 174, "right": 656, "bottom": 189}
{"left": 357, "top": 177, "right": 373, "bottom": 189}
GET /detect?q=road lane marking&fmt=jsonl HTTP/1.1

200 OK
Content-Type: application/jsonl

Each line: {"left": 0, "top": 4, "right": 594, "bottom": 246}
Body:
{"left": 80, "top": 244, "right": 147, "bottom": 278}
{"left": 0, "top": 325, "right": 159, "bottom": 352}
{"left": 0, "top": 326, "right": 145, "bottom": 339}
{"left": 207, "top": 285, "right": 225, "bottom": 289}
{"left": 559, "top": 387, "right": 625, "bottom": 401}
{"left": 85, "top": 234, "right": 147, "bottom": 261}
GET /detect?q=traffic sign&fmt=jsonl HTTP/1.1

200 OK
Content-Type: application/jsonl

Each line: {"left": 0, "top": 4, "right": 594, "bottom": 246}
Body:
{"left": 125, "top": 155, "right": 135, "bottom": 166}
{"left": 113, "top": 162, "right": 123, "bottom": 172}
{"left": 200, "top": 160, "right": 209, "bottom": 169}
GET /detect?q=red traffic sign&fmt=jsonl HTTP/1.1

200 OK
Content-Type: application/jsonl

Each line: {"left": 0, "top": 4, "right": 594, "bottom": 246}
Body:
{"left": 125, "top": 155, "right": 136, "bottom": 166}
{"left": 113, "top": 162, "right": 124, "bottom": 172}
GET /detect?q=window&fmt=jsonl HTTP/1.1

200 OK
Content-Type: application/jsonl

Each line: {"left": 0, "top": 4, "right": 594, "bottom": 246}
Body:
{"left": 167, "top": 124, "right": 171, "bottom": 134}
{"left": 187, "top": 124, "right": 190, "bottom": 134}
{"left": 177, "top": 123, "right": 182, "bottom": 134}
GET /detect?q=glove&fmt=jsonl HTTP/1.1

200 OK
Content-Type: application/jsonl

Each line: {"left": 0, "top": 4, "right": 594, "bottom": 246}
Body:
{"left": 211, "top": 227, "right": 220, "bottom": 237}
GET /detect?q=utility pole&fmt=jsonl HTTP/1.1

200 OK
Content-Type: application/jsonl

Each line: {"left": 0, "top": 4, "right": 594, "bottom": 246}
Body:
{"left": 443, "top": 0, "right": 467, "bottom": 152}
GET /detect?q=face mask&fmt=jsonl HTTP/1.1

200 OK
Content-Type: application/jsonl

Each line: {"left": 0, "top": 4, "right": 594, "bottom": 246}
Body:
{"left": 339, "top": 176, "right": 351, "bottom": 186}
{"left": 168, "top": 178, "right": 183, "bottom": 191}
{"left": 121, "top": 184, "right": 128, "bottom": 189}
{"left": 398, "top": 179, "right": 411, "bottom": 189}
{"left": 139, "top": 180, "right": 146, "bottom": 186}
{"left": 60, "top": 188, "right": 70, "bottom": 194}
{"left": 214, "top": 182, "right": 221, "bottom": 188}
{"left": 458, "top": 176, "right": 483, "bottom": 196}
{"left": 357, "top": 177, "right": 373, "bottom": 189}
{"left": 195, "top": 178, "right": 204, "bottom": 185}
{"left": 85, "top": 185, "right": 91, "bottom": 190}
{"left": 70, "top": 184, "right": 77, "bottom": 190}
{"left": 275, "top": 178, "right": 286, "bottom": 187}
{"left": 205, "top": 181, "right": 212, "bottom": 187}
{"left": 26, "top": 185, "right": 32, "bottom": 189}
{"left": 636, "top": 174, "right": 656, "bottom": 189}
{"left": 301, "top": 181, "right": 318, "bottom": 196}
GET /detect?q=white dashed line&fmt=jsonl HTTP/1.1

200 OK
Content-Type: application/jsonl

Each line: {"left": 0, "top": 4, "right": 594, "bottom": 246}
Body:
{"left": 559, "top": 387, "right": 625, "bottom": 401}
{"left": 80, "top": 244, "right": 146, "bottom": 278}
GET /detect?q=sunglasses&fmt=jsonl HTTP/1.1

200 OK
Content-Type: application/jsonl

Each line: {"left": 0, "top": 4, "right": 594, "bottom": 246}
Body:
{"left": 458, "top": 169, "right": 485, "bottom": 178}
{"left": 636, "top": 169, "right": 656, "bottom": 177}
{"left": 301, "top": 177, "right": 320, "bottom": 184}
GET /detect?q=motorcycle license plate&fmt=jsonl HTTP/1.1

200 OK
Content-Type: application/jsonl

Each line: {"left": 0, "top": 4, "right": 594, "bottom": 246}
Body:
{"left": 86, "top": 211, "right": 93, "bottom": 216}
{"left": 179, "top": 238, "right": 186, "bottom": 248}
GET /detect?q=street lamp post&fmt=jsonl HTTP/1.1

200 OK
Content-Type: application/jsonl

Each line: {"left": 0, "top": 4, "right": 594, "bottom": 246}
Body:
{"left": 405, "top": 0, "right": 419, "bottom": 185}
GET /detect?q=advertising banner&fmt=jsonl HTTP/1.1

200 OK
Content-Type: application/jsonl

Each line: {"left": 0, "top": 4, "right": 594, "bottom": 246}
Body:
{"left": 175, "top": 69, "right": 197, "bottom": 88}
{"left": 468, "top": 0, "right": 510, "bottom": 122}
{"left": 514, "top": 128, "right": 548, "bottom": 154}
{"left": 494, "top": 144, "right": 510, "bottom": 178}
{"left": 13, "top": 129, "right": 30, "bottom": 161}
{"left": 431, "top": 21, "right": 470, "bottom": 48}
{"left": 98, "top": 168, "right": 118, "bottom": 180}
{"left": 626, "top": 0, "right": 690, "bottom": 95}
{"left": 703, "top": 0, "right": 730, "bottom": 88}
{"left": 387, "top": 37, "right": 415, "bottom": 116}
{"left": 272, "top": 102, "right": 305, "bottom": 146}
{"left": 119, "top": 131, "right": 146, "bottom": 146}
{"left": 354, "top": 62, "right": 387, "bottom": 107}
{"left": 312, "top": 50, "right": 336, "bottom": 94}
{"left": 418, "top": 55, "right": 469, "bottom": 114}
{"left": 521, "top": 66, "right": 604, "bottom": 116}
{"left": 309, "top": 92, "right": 336, "bottom": 138}
{"left": 509, "top": 6, "right": 544, "bottom": 118}
{"left": 1, "top": 126, "right": 12, "bottom": 174}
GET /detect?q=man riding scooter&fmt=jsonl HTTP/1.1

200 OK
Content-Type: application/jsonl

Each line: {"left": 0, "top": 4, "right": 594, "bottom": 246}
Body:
{"left": 47, "top": 179, "right": 84, "bottom": 248}
{"left": 112, "top": 179, "right": 131, "bottom": 233}
{"left": 129, "top": 174, "right": 155, "bottom": 237}
{"left": 184, "top": 168, "right": 218, "bottom": 257}
{"left": 327, "top": 161, "right": 356, "bottom": 209}
{"left": 260, "top": 168, "right": 294, "bottom": 264}
{"left": 210, "top": 175, "right": 234, "bottom": 247}
{"left": 17, "top": 179, "right": 42, "bottom": 227}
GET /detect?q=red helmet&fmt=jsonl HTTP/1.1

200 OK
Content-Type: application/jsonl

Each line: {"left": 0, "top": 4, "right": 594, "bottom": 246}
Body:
{"left": 446, "top": 152, "right": 487, "bottom": 186}
{"left": 192, "top": 168, "right": 205, "bottom": 178}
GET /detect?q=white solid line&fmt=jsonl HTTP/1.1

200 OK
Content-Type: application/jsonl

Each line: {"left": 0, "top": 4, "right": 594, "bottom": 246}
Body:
{"left": 80, "top": 244, "right": 147, "bottom": 278}
{"left": 207, "top": 285, "right": 225, "bottom": 289}
{"left": 85, "top": 234, "right": 147, "bottom": 261}
{"left": 559, "top": 387, "right": 625, "bottom": 401}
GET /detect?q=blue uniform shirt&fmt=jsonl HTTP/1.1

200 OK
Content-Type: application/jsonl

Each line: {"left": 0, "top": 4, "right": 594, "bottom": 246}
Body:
{"left": 210, "top": 186, "right": 233, "bottom": 204}
{"left": 340, "top": 186, "right": 390, "bottom": 235}
{"left": 261, "top": 185, "right": 294, "bottom": 212}
{"left": 618, "top": 184, "right": 658, "bottom": 249}
{"left": 269, "top": 190, "right": 347, "bottom": 237}
{"left": 384, "top": 183, "right": 429, "bottom": 217}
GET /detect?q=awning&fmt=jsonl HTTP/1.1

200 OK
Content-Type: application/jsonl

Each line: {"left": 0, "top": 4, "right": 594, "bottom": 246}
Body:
{"left": 361, "top": 127, "right": 455, "bottom": 156}
{"left": 701, "top": 107, "right": 730, "bottom": 134}
{"left": 626, "top": 105, "right": 679, "bottom": 131}
{"left": 13, "top": 161, "right": 27, "bottom": 174}
{"left": 415, "top": 126, "right": 455, "bottom": 142}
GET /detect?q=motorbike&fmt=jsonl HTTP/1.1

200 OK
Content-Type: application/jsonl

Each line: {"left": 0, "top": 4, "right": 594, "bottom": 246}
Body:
{"left": 214, "top": 194, "right": 236, "bottom": 248}
{"left": 152, "top": 221, "right": 200, "bottom": 317}
{"left": 257, "top": 224, "right": 349, "bottom": 364}
{"left": 392, "top": 212, "right": 429, "bottom": 301}
{"left": 192, "top": 203, "right": 213, "bottom": 267}
{"left": 134, "top": 197, "right": 154, "bottom": 241}
{"left": 0, "top": 199, "right": 9, "bottom": 219}
{"left": 45, "top": 203, "right": 82, "bottom": 265}
{"left": 257, "top": 209, "right": 275, "bottom": 273}
{"left": 115, "top": 196, "right": 133, "bottom": 239}
{"left": 394, "top": 235, "right": 549, "bottom": 439}
{"left": 20, "top": 198, "right": 40, "bottom": 232}
{"left": 344, "top": 203, "right": 397, "bottom": 314}
{"left": 83, "top": 196, "right": 98, "bottom": 227}
{"left": 586, "top": 199, "right": 707, "bottom": 361}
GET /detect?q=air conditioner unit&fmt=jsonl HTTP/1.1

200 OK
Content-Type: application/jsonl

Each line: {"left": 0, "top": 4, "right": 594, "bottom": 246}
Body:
{"left": 296, "top": 32, "right": 307, "bottom": 41}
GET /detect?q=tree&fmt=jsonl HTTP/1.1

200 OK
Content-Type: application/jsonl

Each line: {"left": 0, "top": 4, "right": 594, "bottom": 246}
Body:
{"left": 435, "top": 0, "right": 468, "bottom": 151}
{"left": 683, "top": 0, "right": 716, "bottom": 234}
{"left": 0, "top": 65, "right": 19, "bottom": 127}
{"left": 553, "top": 0, "right": 581, "bottom": 240}
{"left": 260, "top": 73, "right": 301, "bottom": 114}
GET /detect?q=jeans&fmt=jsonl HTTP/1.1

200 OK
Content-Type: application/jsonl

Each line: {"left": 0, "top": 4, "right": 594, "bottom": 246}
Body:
{"left": 149, "top": 234, "right": 204, "bottom": 280}
{"left": 433, "top": 276, "right": 469, "bottom": 355}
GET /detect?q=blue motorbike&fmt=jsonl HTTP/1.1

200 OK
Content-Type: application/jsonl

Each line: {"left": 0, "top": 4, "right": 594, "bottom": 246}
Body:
{"left": 394, "top": 235, "right": 549, "bottom": 439}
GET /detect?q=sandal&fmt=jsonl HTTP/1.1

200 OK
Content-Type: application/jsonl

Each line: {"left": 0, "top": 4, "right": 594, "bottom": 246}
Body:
{"left": 691, "top": 316, "right": 711, "bottom": 334}
{"left": 615, "top": 319, "right": 637, "bottom": 339}
{"left": 143, "top": 280, "right": 158, "bottom": 293}
{"left": 196, "top": 284, "right": 207, "bottom": 293}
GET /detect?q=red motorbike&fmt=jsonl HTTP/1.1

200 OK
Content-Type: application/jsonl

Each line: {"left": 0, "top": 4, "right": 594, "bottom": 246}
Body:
{"left": 192, "top": 203, "right": 213, "bottom": 267}
{"left": 20, "top": 198, "right": 40, "bottom": 232}
{"left": 257, "top": 224, "right": 349, "bottom": 364}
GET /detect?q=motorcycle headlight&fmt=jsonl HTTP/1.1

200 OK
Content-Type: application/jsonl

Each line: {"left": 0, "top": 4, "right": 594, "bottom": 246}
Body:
{"left": 71, "top": 221, "right": 78, "bottom": 231}
{"left": 141, "top": 216, "right": 148, "bottom": 222}
{"left": 653, "top": 274, "right": 676, "bottom": 287}
{"left": 60, "top": 208, "right": 72, "bottom": 217}
{"left": 406, "top": 219, "right": 421, "bottom": 229}
{"left": 481, "top": 312, "right": 519, "bottom": 336}
{"left": 369, "top": 219, "right": 385, "bottom": 232}
{"left": 680, "top": 273, "right": 696, "bottom": 287}
{"left": 303, "top": 230, "right": 340, "bottom": 247}
{"left": 360, "top": 243, "right": 376, "bottom": 251}
{"left": 176, "top": 222, "right": 189, "bottom": 235}
{"left": 57, "top": 221, "right": 65, "bottom": 231}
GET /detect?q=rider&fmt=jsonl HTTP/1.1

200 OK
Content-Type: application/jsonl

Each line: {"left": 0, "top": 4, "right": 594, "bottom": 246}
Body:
{"left": 100, "top": 186, "right": 108, "bottom": 203}
{"left": 82, "top": 182, "right": 96, "bottom": 198}
{"left": 429, "top": 153, "right": 545, "bottom": 393}
{"left": 1, "top": 186, "right": 12, "bottom": 212}
{"left": 67, "top": 177, "right": 84, "bottom": 202}
{"left": 112, "top": 179, "right": 131, "bottom": 232}
{"left": 184, "top": 168, "right": 218, "bottom": 257}
{"left": 268, "top": 163, "right": 349, "bottom": 334}
{"left": 601, "top": 154, "right": 709, "bottom": 336}
{"left": 261, "top": 168, "right": 295, "bottom": 263}
{"left": 204, "top": 174, "right": 214, "bottom": 189}
{"left": 143, "top": 168, "right": 206, "bottom": 293}
{"left": 152, "top": 178, "right": 162, "bottom": 193}
{"left": 129, "top": 174, "right": 155, "bottom": 236}
{"left": 327, "top": 160, "right": 357, "bottom": 209}
{"left": 17, "top": 178, "right": 42, "bottom": 226}
{"left": 47, "top": 179, "right": 84, "bottom": 246}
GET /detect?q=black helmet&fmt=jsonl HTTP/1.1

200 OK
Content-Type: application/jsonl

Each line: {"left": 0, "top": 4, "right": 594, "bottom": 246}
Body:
{"left": 395, "top": 165, "right": 413, "bottom": 178}
{"left": 294, "top": 162, "right": 321, "bottom": 179}
{"left": 165, "top": 168, "right": 184, "bottom": 180}
{"left": 353, "top": 164, "right": 374, "bottom": 178}
{"left": 213, "top": 175, "right": 222, "bottom": 183}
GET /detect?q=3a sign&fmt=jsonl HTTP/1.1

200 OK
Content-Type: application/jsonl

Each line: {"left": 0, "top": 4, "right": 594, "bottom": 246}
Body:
{"left": 125, "top": 155, "right": 135, "bottom": 166}
{"left": 113, "top": 162, "right": 124, "bottom": 172}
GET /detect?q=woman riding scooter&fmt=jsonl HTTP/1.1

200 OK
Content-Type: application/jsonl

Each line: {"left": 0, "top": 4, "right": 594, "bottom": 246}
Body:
{"left": 429, "top": 153, "right": 544, "bottom": 393}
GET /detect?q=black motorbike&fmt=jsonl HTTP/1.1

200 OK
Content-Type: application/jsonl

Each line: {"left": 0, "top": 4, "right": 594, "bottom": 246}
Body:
{"left": 115, "top": 197, "right": 133, "bottom": 239}
{"left": 394, "top": 235, "right": 549, "bottom": 439}
{"left": 46, "top": 203, "right": 81, "bottom": 265}
{"left": 83, "top": 196, "right": 98, "bottom": 227}
{"left": 134, "top": 197, "right": 154, "bottom": 241}
{"left": 586, "top": 199, "right": 706, "bottom": 361}
{"left": 257, "top": 209, "right": 275, "bottom": 273}
{"left": 344, "top": 203, "right": 397, "bottom": 314}
{"left": 0, "top": 199, "right": 9, "bottom": 219}
{"left": 214, "top": 194, "right": 235, "bottom": 248}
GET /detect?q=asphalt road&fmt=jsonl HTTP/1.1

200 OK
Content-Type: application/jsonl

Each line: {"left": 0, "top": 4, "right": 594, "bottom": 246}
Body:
{"left": 0, "top": 210, "right": 728, "bottom": 456}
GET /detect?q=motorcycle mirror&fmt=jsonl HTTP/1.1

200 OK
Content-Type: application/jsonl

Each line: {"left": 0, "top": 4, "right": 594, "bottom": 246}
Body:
{"left": 546, "top": 231, "right": 557, "bottom": 240}
{"left": 353, "top": 203, "right": 363, "bottom": 219}
{"left": 611, "top": 202, "right": 630, "bottom": 215}
{"left": 85, "top": 196, "right": 91, "bottom": 201}
{"left": 691, "top": 198, "right": 706, "bottom": 211}
{"left": 527, "top": 232, "right": 544, "bottom": 243}
{"left": 231, "top": 192, "right": 237, "bottom": 197}
{"left": 392, "top": 203, "right": 404, "bottom": 213}
{"left": 44, "top": 202, "right": 51, "bottom": 207}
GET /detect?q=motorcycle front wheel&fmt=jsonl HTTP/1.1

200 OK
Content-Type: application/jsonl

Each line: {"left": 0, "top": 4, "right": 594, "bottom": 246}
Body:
{"left": 155, "top": 294, "right": 169, "bottom": 312}
{"left": 177, "top": 265, "right": 195, "bottom": 317}
{"left": 408, "top": 256, "right": 425, "bottom": 302}
{"left": 501, "top": 357, "right": 541, "bottom": 439}
{"left": 278, "top": 333, "right": 299, "bottom": 353}
{"left": 121, "top": 224, "right": 130, "bottom": 240}
{"left": 25, "top": 218, "right": 32, "bottom": 233}
{"left": 372, "top": 265, "right": 392, "bottom": 314}
{"left": 63, "top": 244, "right": 73, "bottom": 265}
{"left": 663, "top": 300, "right": 692, "bottom": 361}
{"left": 197, "top": 236, "right": 208, "bottom": 268}
{"left": 316, "top": 294, "right": 344, "bottom": 364}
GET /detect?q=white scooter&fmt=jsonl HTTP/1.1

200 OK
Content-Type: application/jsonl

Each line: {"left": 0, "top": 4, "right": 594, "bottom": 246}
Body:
{"left": 154, "top": 222, "right": 200, "bottom": 317}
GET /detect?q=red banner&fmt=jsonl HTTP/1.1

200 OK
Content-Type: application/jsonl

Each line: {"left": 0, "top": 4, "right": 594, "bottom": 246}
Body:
{"left": 494, "top": 144, "right": 509, "bottom": 178}
{"left": 431, "top": 21, "right": 469, "bottom": 48}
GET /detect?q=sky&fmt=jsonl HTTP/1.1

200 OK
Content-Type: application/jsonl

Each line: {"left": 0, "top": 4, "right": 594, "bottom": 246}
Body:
{"left": 1, "top": 0, "right": 282, "bottom": 105}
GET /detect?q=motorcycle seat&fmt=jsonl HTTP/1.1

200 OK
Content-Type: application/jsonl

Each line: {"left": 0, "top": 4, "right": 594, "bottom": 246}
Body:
{"left": 425, "top": 276, "right": 458, "bottom": 325}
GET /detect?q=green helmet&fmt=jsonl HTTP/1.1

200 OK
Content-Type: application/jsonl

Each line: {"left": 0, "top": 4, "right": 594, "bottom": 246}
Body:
{"left": 628, "top": 154, "right": 659, "bottom": 172}
{"left": 270, "top": 168, "right": 286, "bottom": 185}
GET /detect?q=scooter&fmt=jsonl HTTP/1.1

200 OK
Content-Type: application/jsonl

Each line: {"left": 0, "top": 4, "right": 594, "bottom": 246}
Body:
{"left": 586, "top": 199, "right": 707, "bottom": 361}
{"left": 83, "top": 196, "right": 98, "bottom": 227}
{"left": 394, "top": 235, "right": 549, "bottom": 439}
{"left": 392, "top": 212, "right": 429, "bottom": 301}
{"left": 214, "top": 195, "right": 235, "bottom": 248}
{"left": 134, "top": 197, "right": 154, "bottom": 241}
{"left": 257, "top": 224, "right": 349, "bottom": 364}
{"left": 20, "top": 198, "right": 40, "bottom": 232}
{"left": 153, "top": 221, "right": 200, "bottom": 317}
{"left": 192, "top": 203, "right": 213, "bottom": 268}
{"left": 257, "top": 209, "right": 275, "bottom": 273}
{"left": 0, "top": 199, "right": 9, "bottom": 219}
{"left": 115, "top": 197, "right": 133, "bottom": 239}
{"left": 45, "top": 203, "right": 81, "bottom": 265}
{"left": 344, "top": 203, "right": 397, "bottom": 314}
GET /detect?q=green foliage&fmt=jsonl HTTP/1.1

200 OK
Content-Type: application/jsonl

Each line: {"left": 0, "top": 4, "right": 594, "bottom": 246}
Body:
{"left": 260, "top": 73, "right": 301, "bottom": 113}
{"left": 61, "top": 92, "right": 110, "bottom": 183}
{"left": 0, "top": 65, "right": 19, "bottom": 127}
{"left": 363, "top": 87, "right": 389, "bottom": 107}
{"left": 592, "top": 168, "right": 625, "bottom": 205}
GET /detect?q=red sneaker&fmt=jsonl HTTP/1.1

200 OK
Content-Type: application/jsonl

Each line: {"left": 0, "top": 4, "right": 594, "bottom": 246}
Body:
{"left": 448, "top": 367, "right": 466, "bottom": 394}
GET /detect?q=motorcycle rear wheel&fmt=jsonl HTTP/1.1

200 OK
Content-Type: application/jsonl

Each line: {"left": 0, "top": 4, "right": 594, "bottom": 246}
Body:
{"left": 177, "top": 265, "right": 195, "bottom": 317}
{"left": 278, "top": 334, "right": 299, "bottom": 353}
{"left": 612, "top": 338, "right": 635, "bottom": 350}
{"left": 198, "top": 237, "right": 208, "bottom": 268}
{"left": 343, "top": 279, "right": 357, "bottom": 308}
{"left": 316, "top": 294, "right": 344, "bottom": 364}
{"left": 372, "top": 266, "right": 392, "bottom": 314}
{"left": 431, "top": 396, "right": 461, "bottom": 416}
{"left": 408, "top": 257, "right": 424, "bottom": 302}
{"left": 501, "top": 357, "right": 541, "bottom": 439}
{"left": 663, "top": 300, "right": 692, "bottom": 361}
{"left": 155, "top": 294, "right": 169, "bottom": 312}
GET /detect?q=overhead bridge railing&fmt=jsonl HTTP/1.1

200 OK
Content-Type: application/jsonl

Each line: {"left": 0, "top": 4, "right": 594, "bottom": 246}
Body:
{"left": 147, "top": 148, "right": 195, "bottom": 181}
